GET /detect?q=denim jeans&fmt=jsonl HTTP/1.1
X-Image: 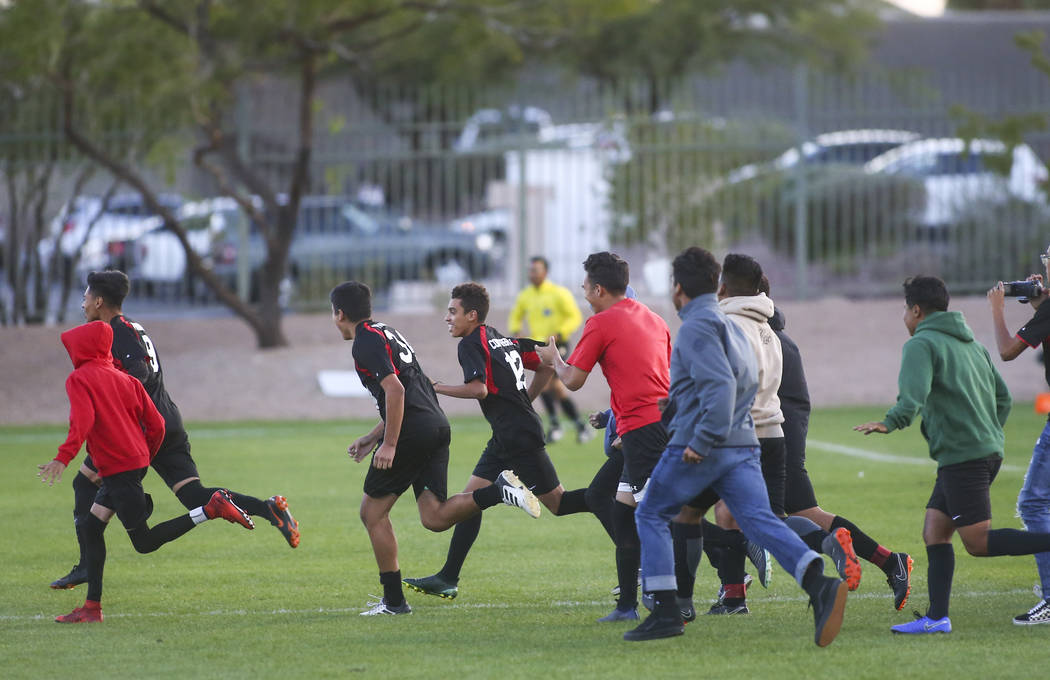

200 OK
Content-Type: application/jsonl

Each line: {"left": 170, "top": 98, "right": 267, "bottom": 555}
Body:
{"left": 1017, "top": 419, "right": 1050, "bottom": 595}
{"left": 636, "top": 445, "right": 821, "bottom": 594}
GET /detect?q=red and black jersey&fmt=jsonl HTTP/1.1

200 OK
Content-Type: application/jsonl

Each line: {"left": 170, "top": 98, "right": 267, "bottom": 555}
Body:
{"left": 109, "top": 315, "right": 184, "bottom": 437}
{"left": 458, "top": 325, "right": 545, "bottom": 455}
{"left": 353, "top": 320, "right": 448, "bottom": 429}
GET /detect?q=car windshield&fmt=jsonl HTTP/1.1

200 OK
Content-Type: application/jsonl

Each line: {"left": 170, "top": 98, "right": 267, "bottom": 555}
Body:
{"left": 341, "top": 203, "right": 381, "bottom": 235}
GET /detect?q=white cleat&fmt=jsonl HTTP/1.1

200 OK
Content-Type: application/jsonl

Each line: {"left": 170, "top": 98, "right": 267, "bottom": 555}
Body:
{"left": 495, "top": 469, "right": 541, "bottom": 518}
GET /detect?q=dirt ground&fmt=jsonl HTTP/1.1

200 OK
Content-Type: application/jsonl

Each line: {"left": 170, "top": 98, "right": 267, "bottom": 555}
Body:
{"left": 2, "top": 295, "right": 1046, "bottom": 426}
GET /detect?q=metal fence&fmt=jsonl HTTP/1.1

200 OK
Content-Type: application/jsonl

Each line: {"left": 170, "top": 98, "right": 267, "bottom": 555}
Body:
{"left": 5, "top": 62, "right": 1050, "bottom": 322}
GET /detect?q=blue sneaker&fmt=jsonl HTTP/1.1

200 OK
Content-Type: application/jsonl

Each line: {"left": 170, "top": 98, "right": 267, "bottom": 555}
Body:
{"left": 891, "top": 613, "right": 951, "bottom": 635}
{"left": 597, "top": 606, "right": 639, "bottom": 622}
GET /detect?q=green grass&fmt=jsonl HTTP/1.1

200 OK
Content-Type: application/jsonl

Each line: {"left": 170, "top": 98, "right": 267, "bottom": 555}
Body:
{"left": 2, "top": 406, "right": 1048, "bottom": 679}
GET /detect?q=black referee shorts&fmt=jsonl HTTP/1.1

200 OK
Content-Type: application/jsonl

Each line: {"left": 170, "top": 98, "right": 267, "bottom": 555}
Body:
{"left": 94, "top": 467, "right": 154, "bottom": 530}
{"left": 472, "top": 439, "right": 560, "bottom": 496}
{"left": 363, "top": 424, "right": 451, "bottom": 501}
{"left": 927, "top": 454, "right": 1002, "bottom": 527}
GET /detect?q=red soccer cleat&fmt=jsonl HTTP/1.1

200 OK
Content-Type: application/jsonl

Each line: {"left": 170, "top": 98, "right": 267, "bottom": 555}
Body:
{"left": 204, "top": 489, "right": 255, "bottom": 530}
{"left": 55, "top": 604, "right": 103, "bottom": 623}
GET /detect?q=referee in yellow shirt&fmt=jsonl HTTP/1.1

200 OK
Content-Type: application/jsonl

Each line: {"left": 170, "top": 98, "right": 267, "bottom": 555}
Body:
{"left": 509, "top": 256, "right": 591, "bottom": 443}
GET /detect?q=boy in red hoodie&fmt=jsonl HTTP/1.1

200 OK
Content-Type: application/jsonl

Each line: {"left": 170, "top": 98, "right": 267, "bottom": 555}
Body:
{"left": 38, "top": 321, "right": 254, "bottom": 623}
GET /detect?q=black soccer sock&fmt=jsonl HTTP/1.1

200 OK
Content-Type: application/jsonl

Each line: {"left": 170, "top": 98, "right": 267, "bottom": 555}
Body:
{"left": 81, "top": 514, "right": 107, "bottom": 603}
{"left": 672, "top": 522, "right": 703, "bottom": 599}
{"left": 926, "top": 543, "right": 955, "bottom": 620}
{"left": 986, "top": 528, "right": 1050, "bottom": 556}
{"left": 559, "top": 398, "right": 582, "bottom": 427}
{"left": 540, "top": 392, "right": 557, "bottom": 420}
{"left": 701, "top": 518, "right": 747, "bottom": 551}
{"left": 553, "top": 488, "right": 589, "bottom": 516}
{"left": 831, "top": 515, "right": 887, "bottom": 567}
{"left": 176, "top": 481, "right": 270, "bottom": 518}
{"left": 72, "top": 472, "right": 98, "bottom": 566}
{"left": 585, "top": 453, "right": 622, "bottom": 543}
{"left": 126, "top": 515, "right": 196, "bottom": 554}
{"left": 224, "top": 491, "right": 270, "bottom": 518}
{"left": 718, "top": 534, "right": 747, "bottom": 591}
{"left": 703, "top": 541, "right": 725, "bottom": 571}
{"left": 471, "top": 484, "right": 502, "bottom": 509}
{"left": 801, "top": 558, "right": 825, "bottom": 600}
{"left": 784, "top": 515, "right": 827, "bottom": 552}
{"left": 380, "top": 570, "right": 404, "bottom": 607}
{"left": 613, "top": 501, "right": 640, "bottom": 609}
{"left": 437, "top": 513, "right": 481, "bottom": 583}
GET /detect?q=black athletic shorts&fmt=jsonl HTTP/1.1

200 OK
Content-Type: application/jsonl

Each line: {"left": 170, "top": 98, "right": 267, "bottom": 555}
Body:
{"left": 926, "top": 454, "right": 1002, "bottom": 527}
{"left": 783, "top": 439, "right": 819, "bottom": 515}
{"left": 150, "top": 430, "right": 201, "bottom": 489}
{"left": 94, "top": 467, "right": 154, "bottom": 530}
{"left": 364, "top": 424, "right": 451, "bottom": 500}
{"left": 759, "top": 437, "right": 787, "bottom": 517}
{"left": 618, "top": 421, "right": 669, "bottom": 497}
{"left": 472, "top": 440, "right": 560, "bottom": 496}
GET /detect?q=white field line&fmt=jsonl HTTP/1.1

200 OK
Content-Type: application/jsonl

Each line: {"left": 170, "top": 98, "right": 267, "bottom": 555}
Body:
{"left": 0, "top": 588, "right": 1037, "bottom": 622}
{"left": 807, "top": 439, "right": 1024, "bottom": 473}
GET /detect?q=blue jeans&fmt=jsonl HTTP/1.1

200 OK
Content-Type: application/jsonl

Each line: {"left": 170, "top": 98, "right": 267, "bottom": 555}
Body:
{"left": 636, "top": 445, "right": 822, "bottom": 594}
{"left": 1017, "top": 419, "right": 1050, "bottom": 595}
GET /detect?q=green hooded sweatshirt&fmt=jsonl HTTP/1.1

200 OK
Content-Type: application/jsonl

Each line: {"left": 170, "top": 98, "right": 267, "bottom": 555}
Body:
{"left": 882, "top": 310, "right": 1011, "bottom": 467}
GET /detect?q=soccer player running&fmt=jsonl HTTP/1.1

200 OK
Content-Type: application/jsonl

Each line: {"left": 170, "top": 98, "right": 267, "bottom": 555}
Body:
{"left": 626, "top": 246, "right": 847, "bottom": 645}
{"left": 49, "top": 271, "right": 298, "bottom": 591}
{"left": 38, "top": 321, "right": 254, "bottom": 623}
{"left": 856, "top": 275, "right": 1050, "bottom": 635}
{"left": 403, "top": 282, "right": 593, "bottom": 601}
{"left": 988, "top": 247, "right": 1050, "bottom": 624}
{"left": 508, "top": 256, "right": 590, "bottom": 443}
{"left": 540, "top": 252, "right": 672, "bottom": 621}
{"left": 332, "top": 282, "right": 541, "bottom": 615}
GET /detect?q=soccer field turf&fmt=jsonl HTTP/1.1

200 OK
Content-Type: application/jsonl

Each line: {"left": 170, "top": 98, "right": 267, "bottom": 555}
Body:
{"left": 2, "top": 406, "right": 1048, "bottom": 679}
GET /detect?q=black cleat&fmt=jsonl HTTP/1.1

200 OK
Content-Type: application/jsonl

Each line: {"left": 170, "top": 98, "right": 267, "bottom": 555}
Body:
{"left": 50, "top": 564, "right": 88, "bottom": 590}
{"left": 811, "top": 576, "right": 849, "bottom": 647}
{"left": 403, "top": 574, "right": 458, "bottom": 600}
{"left": 706, "top": 601, "right": 749, "bottom": 615}
{"left": 886, "top": 552, "right": 914, "bottom": 611}
{"left": 624, "top": 610, "right": 685, "bottom": 641}
{"left": 266, "top": 495, "right": 300, "bottom": 548}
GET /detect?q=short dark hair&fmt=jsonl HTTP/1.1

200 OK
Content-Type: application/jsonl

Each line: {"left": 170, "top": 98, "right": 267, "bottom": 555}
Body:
{"left": 721, "top": 253, "right": 763, "bottom": 297}
{"left": 451, "top": 282, "right": 489, "bottom": 322}
{"left": 86, "top": 270, "right": 130, "bottom": 308}
{"left": 758, "top": 274, "right": 771, "bottom": 296}
{"left": 672, "top": 247, "right": 720, "bottom": 298}
{"left": 330, "top": 281, "right": 372, "bottom": 321}
{"left": 903, "top": 276, "right": 949, "bottom": 313}
{"left": 582, "top": 251, "right": 629, "bottom": 294}
{"left": 529, "top": 255, "right": 549, "bottom": 271}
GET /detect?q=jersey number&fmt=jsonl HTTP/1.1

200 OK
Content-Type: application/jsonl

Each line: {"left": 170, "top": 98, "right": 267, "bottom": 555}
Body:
{"left": 505, "top": 350, "right": 527, "bottom": 391}
{"left": 383, "top": 328, "right": 416, "bottom": 364}
{"left": 130, "top": 321, "right": 160, "bottom": 374}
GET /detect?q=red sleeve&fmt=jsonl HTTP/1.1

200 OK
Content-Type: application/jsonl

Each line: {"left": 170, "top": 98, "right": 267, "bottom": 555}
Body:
{"left": 137, "top": 382, "right": 166, "bottom": 458}
{"left": 56, "top": 375, "right": 93, "bottom": 466}
{"left": 566, "top": 317, "right": 604, "bottom": 372}
{"left": 522, "top": 350, "right": 540, "bottom": 371}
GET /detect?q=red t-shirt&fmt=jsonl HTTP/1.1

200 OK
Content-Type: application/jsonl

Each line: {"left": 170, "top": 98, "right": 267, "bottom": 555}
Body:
{"left": 568, "top": 298, "right": 670, "bottom": 435}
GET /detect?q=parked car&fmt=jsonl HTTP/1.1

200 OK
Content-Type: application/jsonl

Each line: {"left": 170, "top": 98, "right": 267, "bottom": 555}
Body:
{"left": 864, "top": 137, "right": 1049, "bottom": 229}
{"left": 38, "top": 192, "right": 183, "bottom": 275}
{"left": 726, "top": 129, "right": 921, "bottom": 184}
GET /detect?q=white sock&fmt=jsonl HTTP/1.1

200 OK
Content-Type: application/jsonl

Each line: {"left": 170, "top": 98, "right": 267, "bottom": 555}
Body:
{"left": 190, "top": 506, "right": 208, "bottom": 525}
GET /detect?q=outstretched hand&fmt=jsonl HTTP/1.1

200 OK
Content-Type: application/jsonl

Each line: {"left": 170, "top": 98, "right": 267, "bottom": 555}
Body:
{"left": 853, "top": 422, "right": 888, "bottom": 435}
{"left": 37, "top": 460, "right": 66, "bottom": 486}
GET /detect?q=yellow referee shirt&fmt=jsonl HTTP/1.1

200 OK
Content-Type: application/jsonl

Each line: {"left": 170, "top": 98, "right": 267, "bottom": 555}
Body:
{"left": 508, "top": 279, "right": 583, "bottom": 342}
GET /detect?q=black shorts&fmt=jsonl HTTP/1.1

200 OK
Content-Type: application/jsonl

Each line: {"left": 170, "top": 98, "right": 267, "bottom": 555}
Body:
{"left": 472, "top": 440, "right": 560, "bottom": 496}
{"left": 686, "top": 487, "right": 722, "bottom": 512}
{"left": 150, "top": 430, "right": 201, "bottom": 488}
{"left": 618, "top": 421, "right": 669, "bottom": 496}
{"left": 783, "top": 421, "right": 819, "bottom": 514}
{"left": 364, "top": 424, "right": 451, "bottom": 500}
{"left": 759, "top": 437, "right": 787, "bottom": 517}
{"left": 926, "top": 454, "right": 1002, "bottom": 527}
{"left": 94, "top": 467, "right": 154, "bottom": 530}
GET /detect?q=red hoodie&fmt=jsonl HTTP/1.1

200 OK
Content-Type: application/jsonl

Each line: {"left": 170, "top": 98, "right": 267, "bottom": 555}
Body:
{"left": 54, "top": 321, "right": 165, "bottom": 477}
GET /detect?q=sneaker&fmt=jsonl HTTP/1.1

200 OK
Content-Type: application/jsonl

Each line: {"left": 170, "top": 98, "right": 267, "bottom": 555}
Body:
{"left": 49, "top": 564, "right": 87, "bottom": 590}
{"left": 360, "top": 596, "right": 412, "bottom": 616}
{"left": 55, "top": 605, "right": 103, "bottom": 623}
{"left": 891, "top": 612, "right": 951, "bottom": 635}
{"left": 403, "top": 574, "right": 458, "bottom": 600}
{"left": 811, "top": 576, "right": 848, "bottom": 647}
{"left": 623, "top": 611, "right": 685, "bottom": 641}
{"left": 1013, "top": 598, "right": 1050, "bottom": 625}
{"left": 597, "top": 606, "right": 639, "bottom": 622}
{"left": 678, "top": 597, "right": 697, "bottom": 623}
{"left": 821, "top": 528, "right": 862, "bottom": 591}
{"left": 545, "top": 425, "right": 564, "bottom": 444}
{"left": 886, "top": 552, "right": 914, "bottom": 611}
{"left": 494, "top": 470, "right": 541, "bottom": 518}
{"left": 745, "top": 541, "right": 773, "bottom": 588}
{"left": 266, "top": 495, "right": 300, "bottom": 548}
{"left": 204, "top": 489, "right": 255, "bottom": 529}
{"left": 576, "top": 427, "right": 593, "bottom": 444}
{"left": 706, "top": 601, "right": 749, "bottom": 615}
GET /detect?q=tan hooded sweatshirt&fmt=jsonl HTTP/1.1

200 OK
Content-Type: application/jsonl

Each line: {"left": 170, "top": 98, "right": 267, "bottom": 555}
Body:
{"left": 719, "top": 293, "right": 785, "bottom": 438}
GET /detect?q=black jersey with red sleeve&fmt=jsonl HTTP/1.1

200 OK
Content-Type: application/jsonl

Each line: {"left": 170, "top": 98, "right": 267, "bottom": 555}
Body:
{"left": 458, "top": 325, "right": 545, "bottom": 455}
{"left": 109, "top": 315, "right": 185, "bottom": 436}
{"left": 1017, "top": 301, "right": 1050, "bottom": 388}
{"left": 352, "top": 320, "right": 448, "bottom": 429}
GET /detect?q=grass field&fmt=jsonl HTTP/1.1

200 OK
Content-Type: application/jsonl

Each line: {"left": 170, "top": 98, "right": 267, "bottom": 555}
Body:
{"left": 2, "top": 405, "right": 1048, "bottom": 679}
